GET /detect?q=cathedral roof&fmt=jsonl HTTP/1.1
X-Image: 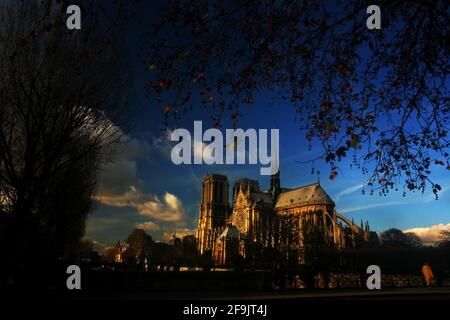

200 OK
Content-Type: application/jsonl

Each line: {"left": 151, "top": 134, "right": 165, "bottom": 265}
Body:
{"left": 219, "top": 225, "right": 240, "bottom": 239}
{"left": 251, "top": 192, "right": 273, "bottom": 205}
{"left": 274, "top": 183, "right": 335, "bottom": 209}
{"left": 261, "top": 187, "right": 292, "bottom": 193}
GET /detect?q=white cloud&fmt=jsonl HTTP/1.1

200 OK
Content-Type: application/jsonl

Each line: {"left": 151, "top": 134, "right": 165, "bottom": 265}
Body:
{"left": 422, "top": 187, "right": 448, "bottom": 203}
{"left": 135, "top": 221, "right": 161, "bottom": 232}
{"left": 404, "top": 223, "right": 450, "bottom": 244}
{"left": 97, "top": 127, "right": 150, "bottom": 196}
{"left": 335, "top": 183, "right": 363, "bottom": 201}
{"left": 94, "top": 128, "right": 190, "bottom": 231}
{"left": 339, "top": 201, "right": 404, "bottom": 213}
{"left": 96, "top": 189, "right": 186, "bottom": 223}
{"left": 335, "top": 181, "right": 447, "bottom": 208}
{"left": 161, "top": 129, "right": 216, "bottom": 164}
{"left": 151, "top": 129, "right": 173, "bottom": 159}
{"left": 153, "top": 127, "right": 247, "bottom": 164}
{"left": 337, "top": 187, "right": 449, "bottom": 217}
{"left": 96, "top": 188, "right": 142, "bottom": 207}
{"left": 136, "top": 192, "right": 186, "bottom": 222}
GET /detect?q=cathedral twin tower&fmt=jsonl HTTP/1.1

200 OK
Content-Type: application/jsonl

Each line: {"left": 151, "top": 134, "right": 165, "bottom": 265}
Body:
{"left": 196, "top": 174, "right": 229, "bottom": 255}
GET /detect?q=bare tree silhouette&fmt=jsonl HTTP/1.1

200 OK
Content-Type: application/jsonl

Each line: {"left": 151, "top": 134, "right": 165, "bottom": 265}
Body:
{"left": 0, "top": 1, "right": 130, "bottom": 287}
{"left": 145, "top": 0, "right": 449, "bottom": 196}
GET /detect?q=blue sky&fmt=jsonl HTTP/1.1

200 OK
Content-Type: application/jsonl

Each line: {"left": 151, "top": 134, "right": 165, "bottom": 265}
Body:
{"left": 85, "top": 1, "right": 450, "bottom": 248}
{"left": 86, "top": 91, "right": 450, "bottom": 246}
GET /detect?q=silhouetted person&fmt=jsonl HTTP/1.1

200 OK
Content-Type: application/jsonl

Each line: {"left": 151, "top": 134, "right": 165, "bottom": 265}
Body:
{"left": 422, "top": 262, "right": 434, "bottom": 288}
{"left": 273, "top": 264, "right": 282, "bottom": 290}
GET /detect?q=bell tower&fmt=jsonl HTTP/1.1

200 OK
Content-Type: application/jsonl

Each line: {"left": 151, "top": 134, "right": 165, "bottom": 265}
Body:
{"left": 270, "top": 169, "right": 280, "bottom": 201}
{"left": 196, "top": 174, "right": 228, "bottom": 254}
{"left": 270, "top": 147, "right": 280, "bottom": 201}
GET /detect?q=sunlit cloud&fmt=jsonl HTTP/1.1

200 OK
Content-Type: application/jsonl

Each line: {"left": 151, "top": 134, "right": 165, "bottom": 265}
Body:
{"left": 404, "top": 223, "right": 450, "bottom": 244}
{"left": 96, "top": 189, "right": 186, "bottom": 223}
{"left": 136, "top": 192, "right": 186, "bottom": 222}
{"left": 135, "top": 221, "right": 161, "bottom": 232}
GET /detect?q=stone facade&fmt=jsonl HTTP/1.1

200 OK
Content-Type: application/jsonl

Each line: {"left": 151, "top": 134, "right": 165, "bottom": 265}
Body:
{"left": 196, "top": 172, "right": 371, "bottom": 266}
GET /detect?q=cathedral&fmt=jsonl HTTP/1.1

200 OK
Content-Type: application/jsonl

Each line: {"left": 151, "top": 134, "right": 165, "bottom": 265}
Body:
{"left": 196, "top": 171, "right": 372, "bottom": 267}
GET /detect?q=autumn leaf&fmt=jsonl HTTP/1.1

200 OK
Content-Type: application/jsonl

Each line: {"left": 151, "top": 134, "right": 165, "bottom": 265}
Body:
{"left": 336, "top": 146, "right": 347, "bottom": 159}
{"left": 347, "top": 134, "right": 360, "bottom": 148}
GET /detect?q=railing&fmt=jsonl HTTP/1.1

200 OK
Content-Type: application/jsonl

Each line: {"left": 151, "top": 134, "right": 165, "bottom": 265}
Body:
{"left": 273, "top": 272, "right": 450, "bottom": 289}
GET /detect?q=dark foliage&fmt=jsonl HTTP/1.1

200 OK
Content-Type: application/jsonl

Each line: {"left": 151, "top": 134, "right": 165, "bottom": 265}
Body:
{"left": 146, "top": 0, "right": 449, "bottom": 196}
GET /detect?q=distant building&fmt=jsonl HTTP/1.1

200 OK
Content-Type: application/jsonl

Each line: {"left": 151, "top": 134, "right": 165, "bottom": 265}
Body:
{"left": 114, "top": 240, "right": 129, "bottom": 263}
{"left": 196, "top": 171, "right": 371, "bottom": 266}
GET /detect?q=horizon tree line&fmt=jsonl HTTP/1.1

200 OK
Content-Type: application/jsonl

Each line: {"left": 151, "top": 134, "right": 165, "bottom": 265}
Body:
{"left": 86, "top": 226, "right": 450, "bottom": 271}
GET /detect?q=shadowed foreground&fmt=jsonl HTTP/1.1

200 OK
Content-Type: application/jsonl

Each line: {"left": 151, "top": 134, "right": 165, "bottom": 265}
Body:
{"left": 59, "top": 287, "right": 450, "bottom": 300}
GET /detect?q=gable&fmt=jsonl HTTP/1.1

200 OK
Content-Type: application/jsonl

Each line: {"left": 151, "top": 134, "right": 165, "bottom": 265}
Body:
{"left": 234, "top": 188, "right": 251, "bottom": 208}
